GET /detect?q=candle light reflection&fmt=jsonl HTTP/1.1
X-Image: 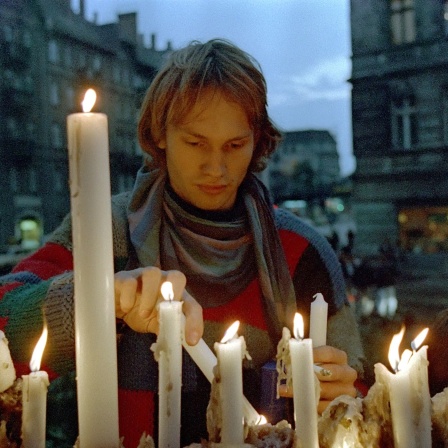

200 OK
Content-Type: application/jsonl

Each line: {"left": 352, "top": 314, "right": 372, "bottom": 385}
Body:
{"left": 30, "top": 325, "right": 48, "bottom": 372}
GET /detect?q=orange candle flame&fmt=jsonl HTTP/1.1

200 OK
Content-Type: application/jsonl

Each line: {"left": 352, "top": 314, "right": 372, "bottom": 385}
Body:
{"left": 388, "top": 326, "right": 405, "bottom": 372}
{"left": 221, "top": 321, "right": 240, "bottom": 343}
{"left": 411, "top": 327, "right": 429, "bottom": 351}
{"left": 30, "top": 325, "right": 48, "bottom": 372}
{"left": 81, "top": 88, "right": 96, "bottom": 113}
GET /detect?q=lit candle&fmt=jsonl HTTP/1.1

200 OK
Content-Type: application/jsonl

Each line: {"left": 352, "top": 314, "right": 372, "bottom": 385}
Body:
{"left": 386, "top": 326, "right": 431, "bottom": 448}
{"left": 309, "top": 292, "right": 328, "bottom": 347}
{"left": 0, "top": 330, "right": 16, "bottom": 392}
{"left": 21, "top": 326, "right": 50, "bottom": 448}
{"left": 153, "top": 281, "right": 182, "bottom": 448}
{"left": 180, "top": 293, "right": 261, "bottom": 425}
{"left": 289, "top": 313, "right": 319, "bottom": 448}
{"left": 214, "top": 321, "right": 245, "bottom": 444}
{"left": 67, "top": 89, "right": 119, "bottom": 446}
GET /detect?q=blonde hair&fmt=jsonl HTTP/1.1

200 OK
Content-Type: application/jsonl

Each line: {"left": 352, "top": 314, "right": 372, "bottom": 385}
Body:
{"left": 138, "top": 39, "right": 281, "bottom": 172}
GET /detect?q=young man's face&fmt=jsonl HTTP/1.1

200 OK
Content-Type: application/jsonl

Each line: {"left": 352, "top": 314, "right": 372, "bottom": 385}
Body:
{"left": 159, "top": 91, "right": 255, "bottom": 211}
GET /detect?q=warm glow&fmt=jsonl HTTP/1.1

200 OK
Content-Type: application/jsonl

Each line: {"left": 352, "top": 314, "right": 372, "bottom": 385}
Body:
{"left": 221, "top": 321, "right": 240, "bottom": 344}
{"left": 388, "top": 326, "right": 405, "bottom": 372}
{"left": 81, "top": 88, "right": 96, "bottom": 113}
{"left": 411, "top": 327, "right": 429, "bottom": 351}
{"left": 293, "top": 312, "right": 304, "bottom": 340}
{"left": 397, "top": 348, "right": 412, "bottom": 371}
{"left": 256, "top": 415, "right": 268, "bottom": 425}
{"left": 161, "top": 281, "right": 174, "bottom": 301}
{"left": 30, "top": 326, "right": 48, "bottom": 372}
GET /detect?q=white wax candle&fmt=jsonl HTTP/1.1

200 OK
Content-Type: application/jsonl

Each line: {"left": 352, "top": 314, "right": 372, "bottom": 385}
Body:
{"left": 388, "top": 346, "right": 431, "bottom": 448}
{"left": 21, "top": 327, "right": 49, "bottom": 448}
{"left": 180, "top": 314, "right": 261, "bottom": 425}
{"left": 67, "top": 89, "right": 119, "bottom": 447}
{"left": 0, "top": 330, "right": 16, "bottom": 392}
{"left": 214, "top": 322, "right": 244, "bottom": 444}
{"left": 289, "top": 314, "right": 319, "bottom": 448}
{"left": 21, "top": 371, "right": 49, "bottom": 448}
{"left": 309, "top": 292, "right": 328, "bottom": 347}
{"left": 157, "top": 288, "right": 183, "bottom": 448}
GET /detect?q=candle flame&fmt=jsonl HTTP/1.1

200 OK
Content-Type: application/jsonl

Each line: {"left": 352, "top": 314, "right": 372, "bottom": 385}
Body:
{"left": 256, "top": 415, "right": 268, "bottom": 425}
{"left": 397, "top": 348, "right": 412, "bottom": 371}
{"left": 81, "top": 88, "right": 96, "bottom": 112}
{"left": 293, "top": 312, "right": 304, "bottom": 340}
{"left": 161, "top": 281, "right": 174, "bottom": 301}
{"left": 221, "top": 320, "right": 240, "bottom": 343}
{"left": 411, "top": 327, "right": 429, "bottom": 351}
{"left": 30, "top": 325, "right": 48, "bottom": 372}
{"left": 388, "top": 326, "right": 405, "bottom": 372}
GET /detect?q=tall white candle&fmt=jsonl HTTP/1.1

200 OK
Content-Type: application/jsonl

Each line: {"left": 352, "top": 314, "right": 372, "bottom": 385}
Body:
{"left": 21, "top": 327, "right": 49, "bottom": 448}
{"left": 156, "top": 282, "right": 182, "bottom": 448}
{"left": 67, "top": 89, "right": 119, "bottom": 447}
{"left": 309, "top": 292, "right": 328, "bottom": 347}
{"left": 386, "top": 327, "right": 431, "bottom": 448}
{"left": 289, "top": 313, "right": 319, "bottom": 448}
{"left": 214, "top": 321, "right": 245, "bottom": 444}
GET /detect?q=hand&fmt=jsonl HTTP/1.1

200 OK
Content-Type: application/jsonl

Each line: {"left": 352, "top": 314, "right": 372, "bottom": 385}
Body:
{"left": 114, "top": 267, "right": 203, "bottom": 345}
{"left": 278, "top": 345, "right": 357, "bottom": 414}
{"left": 313, "top": 345, "right": 357, "bottom": 414}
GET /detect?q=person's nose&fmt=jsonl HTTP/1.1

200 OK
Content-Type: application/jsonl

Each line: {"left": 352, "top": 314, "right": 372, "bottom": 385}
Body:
{"left": 202, "top": 148, "right": 226, "bottom": 178}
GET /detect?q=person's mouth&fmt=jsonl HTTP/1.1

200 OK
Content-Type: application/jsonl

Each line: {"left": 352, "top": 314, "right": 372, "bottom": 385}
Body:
{"left": 198, "top": 184, "right": 227, "bottom": 195}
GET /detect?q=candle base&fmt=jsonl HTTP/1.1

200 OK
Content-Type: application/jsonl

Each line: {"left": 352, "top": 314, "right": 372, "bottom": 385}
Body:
{"left": 0, "top": 378, "right": 22, "bottom": 447}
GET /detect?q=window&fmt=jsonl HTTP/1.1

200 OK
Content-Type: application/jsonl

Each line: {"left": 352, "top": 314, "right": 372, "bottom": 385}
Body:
{"left": 26, "top": 122, "right": 35, "bottom": 139}
{"left": 29, "top": 168, "right": 37, "bottom": 193}
{"left": 48, "top": 40, "right": 59, "bottom": 63}
{"left": 66, "top": 86, "right": 75, "bottom": 109}
{"left": 3, "top": 24, "right": 13, "bottom": 42}
{"left": 54, "top": 169, "right": 64, "bottom": 192}
{"left": 390, "top": 0, "right": 416, "bottom": 44}
{"left": 49, "top": 81, "right": 59, "bottom": 106}
{"left": 445, "top": 1, "right": 448, "bottom": 36}
{"left": 398, "top": 206, "right": 448, "bottom": 253}
{"left": 391, "top": 96, "right": 418, "bottom": 149}
{"left": 64, "top": 47, "right": 73, "bottom": 67}
{"left": 18, "top": 217, "right": 42, "bottom": 250}
{"left": 6, "top": 117, "right": 18, "bottom": 138}
{"left": 23, "top": 29, "right": 31, "bottom": 47}
{"left": 51, "top": 122, "right": 63, "bottom": 148}
{"left": 93, "top": 55, "right": 101, "bottom": 72}
{"left": 10, "top": 168, "right": 18, "bottom": 192}
{"left": 78, "top": 51, "right": 86, "bottom": 68}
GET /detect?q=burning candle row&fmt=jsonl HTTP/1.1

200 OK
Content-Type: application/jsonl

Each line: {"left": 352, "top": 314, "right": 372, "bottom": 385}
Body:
{"left": 58, "top": 89, "right": 432, "bottom": 447}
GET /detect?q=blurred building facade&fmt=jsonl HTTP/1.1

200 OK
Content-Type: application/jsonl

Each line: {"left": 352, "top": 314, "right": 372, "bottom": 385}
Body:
{"left": 268, "top": 130, "right": 341, "bottom": 203}
{"left": 0, "top": 0, "right": 168, "bottom": 252}
{"left": 350, "top": 0, "right": 448, "bottom": 267}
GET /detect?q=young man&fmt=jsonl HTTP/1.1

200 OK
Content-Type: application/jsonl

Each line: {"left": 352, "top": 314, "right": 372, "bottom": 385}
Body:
{"left": 0, "top": 39, "right": 364, "bottom": 446}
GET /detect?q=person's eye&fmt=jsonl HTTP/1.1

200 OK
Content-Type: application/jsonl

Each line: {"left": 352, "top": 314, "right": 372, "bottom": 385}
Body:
{"left": 185, "top": 140, "right": 201, "bottom": 147}
{"left": 229, "top": 141, "right": 245, "bottom": 150}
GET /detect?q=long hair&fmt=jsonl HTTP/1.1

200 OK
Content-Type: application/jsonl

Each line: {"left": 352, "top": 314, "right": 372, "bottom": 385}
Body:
{"left": 138, "top": 39, "right": 281, "bottom": 172}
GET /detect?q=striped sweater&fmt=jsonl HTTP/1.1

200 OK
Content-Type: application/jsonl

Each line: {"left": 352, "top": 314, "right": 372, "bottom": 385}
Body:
{"left": 0, "top": 192, "right": 365, "bottom": 447}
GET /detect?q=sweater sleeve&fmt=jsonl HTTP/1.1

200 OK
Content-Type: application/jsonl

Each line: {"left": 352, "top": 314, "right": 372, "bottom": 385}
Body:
{"left": 0, "top": 238, "right": 75, "bottom": 378}
{"left": 275, "top": 207, "right": 366, "bottom": 377}
{"left": 0, "top": 193, "right": 132, "bottom": 378}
